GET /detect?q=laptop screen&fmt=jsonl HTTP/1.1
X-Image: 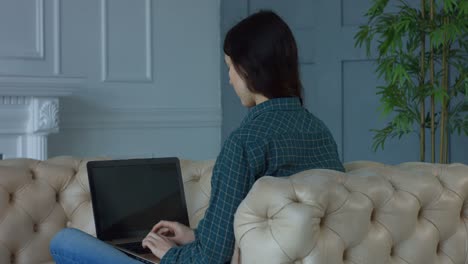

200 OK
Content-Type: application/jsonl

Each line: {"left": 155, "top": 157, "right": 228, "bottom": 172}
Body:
{"left": 87, "top": 158, "right": 189, "bottom": 241}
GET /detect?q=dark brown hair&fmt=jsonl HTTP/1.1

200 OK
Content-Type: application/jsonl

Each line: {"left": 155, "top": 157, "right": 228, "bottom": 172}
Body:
{"left": 223, "top": 10, "right": 303, "bottom": 103}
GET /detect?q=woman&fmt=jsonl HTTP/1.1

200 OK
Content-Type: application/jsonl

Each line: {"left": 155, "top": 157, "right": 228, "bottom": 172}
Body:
{"left": 50, "top": 10, "right": 344, "bottom": 264}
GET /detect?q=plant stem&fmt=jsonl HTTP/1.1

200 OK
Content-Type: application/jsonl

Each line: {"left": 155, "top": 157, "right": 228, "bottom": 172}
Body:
{"left": 440, "top": 16, "right": 449, "bottom": 164}
{"left": 430, "top": 0, "right": 435, "bottom": 163}
{"left": 445, "top": 125, "right": 449, "bottom": 162}
{"left": 419, "top": 0, "right": 426, "bottom": 162}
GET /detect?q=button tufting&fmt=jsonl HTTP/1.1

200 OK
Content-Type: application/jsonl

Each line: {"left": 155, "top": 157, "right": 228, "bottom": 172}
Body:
{"left": 55, "top": 193, "right": 60, "bottom": 202}
{"left": 319, "top": 218, "right": 325, "bottom": 227}
{"left": 342, "top": 249, "right": 348, "bottom": 260}
{"left": 33, "top": 223, "right": 38, "bottom": 232}
{"left": 390, "top": 246, "right": 395, "bottom": 256}
{"left": 10, "top": 253, "right": 15, "bottom": 263}
{"left": 9, "top": 193, "right": 13, "bottom": 203}
{"left": 31, "top": 174, "right": 36, "bottom": 180}
{"left": 370, "top": 209, "right": 376, "bottom": 222}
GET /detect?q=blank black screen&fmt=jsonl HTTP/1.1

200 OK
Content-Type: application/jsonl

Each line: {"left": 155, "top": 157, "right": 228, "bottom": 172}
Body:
{"left": 89, "top": 162, "right": 188, "bottom": 241}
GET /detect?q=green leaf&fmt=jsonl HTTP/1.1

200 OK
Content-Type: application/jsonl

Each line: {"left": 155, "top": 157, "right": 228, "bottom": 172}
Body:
{"left": 353, "top": 0, "right": 468, "bottom": 153}
{"left": 446, "top": 22, "right": 461, "bottom": 43}
{"left": 430, "top": 28, "right": 445, "bottom": 48}
{"left": 393, "top": 113, "right": 414, "bottom": 134}
{"left": 459, "top": 0, "right": 468, "bottom": 17}
{"left": 366, "top": 0, "right": 390, "bottom": 20}
{"left": 443, "top": 0, "right": 458, "bottom": 13}
{"left": 433, "top": 88, "right": 450, "bottom": 103}
{"left": 371, "top": 123, "right": 396, "bottom": 151}
{"left": 378, "top": 101, "right": 394, "bottom": 118}
{"left": 355, "top": 25, "right": 370, "bottom": 47}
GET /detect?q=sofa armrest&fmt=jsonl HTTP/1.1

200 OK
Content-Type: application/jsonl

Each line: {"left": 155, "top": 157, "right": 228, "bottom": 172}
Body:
{"left": 234, "top": 163, "right": 468, "bottom": 264}
{"left": 233, "top": 169, "right": 346, "bottom": 263}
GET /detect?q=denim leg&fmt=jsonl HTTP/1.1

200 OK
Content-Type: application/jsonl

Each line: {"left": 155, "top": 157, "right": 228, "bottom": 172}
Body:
{"left": 50, "top": 228, "right": 142, "bottom": 264}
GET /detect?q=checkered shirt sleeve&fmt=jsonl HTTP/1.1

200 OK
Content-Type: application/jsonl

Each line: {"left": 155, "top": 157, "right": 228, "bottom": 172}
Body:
{"left": 161, "top": 133, "right": 252, "bottom": 264}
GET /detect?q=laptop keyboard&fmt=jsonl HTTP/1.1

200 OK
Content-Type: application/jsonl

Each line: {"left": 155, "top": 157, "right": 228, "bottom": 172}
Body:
{"left": 119, "top": 242, "right": 152, "bottom": 254}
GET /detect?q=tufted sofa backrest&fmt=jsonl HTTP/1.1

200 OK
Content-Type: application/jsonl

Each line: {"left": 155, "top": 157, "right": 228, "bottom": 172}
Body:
{"left": 0, "top": 157, "right": 214, "bottom": 264}
{"left": 0, "top": 157, "right": 100, "bottom": 264}
{"left": 179, "top": 159, "right": 215, "bottom": 228}
{"left": 2, "top": 157, "right": 467, "bottom": 264}
{"left": 234, "top": 161, "right": 468, "bottom": 264}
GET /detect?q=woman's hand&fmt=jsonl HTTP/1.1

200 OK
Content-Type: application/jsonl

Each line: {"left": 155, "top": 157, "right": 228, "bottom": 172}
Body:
{"left": 142, "top": 232, "right": 176, "bottom": 259}
{"left": 151, "top": 220, "right": 195, "bottom": 246}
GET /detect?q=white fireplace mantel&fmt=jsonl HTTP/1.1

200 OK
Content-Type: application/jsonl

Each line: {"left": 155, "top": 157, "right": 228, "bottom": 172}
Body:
{"left": 0, "top": 76, "right": 82, "bottom": 160}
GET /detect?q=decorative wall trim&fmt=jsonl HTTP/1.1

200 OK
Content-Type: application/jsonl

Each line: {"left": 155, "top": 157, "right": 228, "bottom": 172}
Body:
{"left": 340, "top": 0, "right": 346, "bottom": 27}
{"left": 100, "top": 0, "right": 107, "bottom": 81}
{"left": 0, "top": 0, "right": 45, "bottom": 60}
{"left": 0, "top": 96, "right": 61, "bottom": 160}
{"left": 53, "top": 0, "right": 62, "bottom": 75}
{"left": 38, "top": 101, "right": 59, "bottom": 131}
{"left": 36, "top": 0, "right": 45, "bottom": 59}
{"left": 30, "top": 97, "right": 59, "bottom": 134}
{"left": 61, "top": 107, "right": 222, "bottom": 129}
{"left": 100, "top": 0, "right": 153, "bottom": 83}
{"left": 0, "top": 75, "right": 83, "bottom": 96}
{"left": 2, "top": 96, "right": 30, "bottom": 105}
{"left": 19, "top": 135, "right": 47, "bottom": 160}
{"left": 144, "top": 0, "right": 152, "bottom": 82}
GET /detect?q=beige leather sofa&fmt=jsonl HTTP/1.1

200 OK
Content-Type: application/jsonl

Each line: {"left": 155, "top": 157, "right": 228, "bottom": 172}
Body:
{"left": 0, "top": 156, "right": 467, "bottom": 264}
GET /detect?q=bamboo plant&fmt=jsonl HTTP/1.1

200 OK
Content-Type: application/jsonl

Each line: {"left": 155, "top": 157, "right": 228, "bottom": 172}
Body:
{"left": 355, "top": 0, "right": 468, "bottom": 163}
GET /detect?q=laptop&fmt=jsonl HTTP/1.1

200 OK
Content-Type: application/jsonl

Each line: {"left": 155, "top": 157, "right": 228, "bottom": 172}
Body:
{"left": 87, "top": 157, "right": 189, "bottom": 264}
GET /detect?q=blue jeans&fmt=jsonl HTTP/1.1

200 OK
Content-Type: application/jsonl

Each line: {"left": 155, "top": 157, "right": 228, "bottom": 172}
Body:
{"left": 50, "top": 228, "right": 143, "bottom": 264}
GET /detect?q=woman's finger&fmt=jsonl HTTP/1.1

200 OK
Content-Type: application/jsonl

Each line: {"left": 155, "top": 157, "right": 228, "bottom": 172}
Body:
{"left": 152, "top": 220, "right": 173, "bottom": 233}
{"left": 146, "top": 232, "right": 162, "bottom": 241}
{"left": 142, "top": 237, "right": 162, "bottom": 257}
{"left": 157, "top": 227, "right": 170, "bottom": 235}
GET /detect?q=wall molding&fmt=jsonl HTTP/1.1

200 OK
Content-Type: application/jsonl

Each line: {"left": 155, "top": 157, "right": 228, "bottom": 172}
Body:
{"left": 100, "top": 0, "right": 153, "bottom": 83}
{"left": 53, "top": 0, "right": 62, "bottom": 75}
{"left": 30, "top": 97, "right": 59, "bottom": 134}
{"left": 18, "top": 135, "right": 48, "bottom": 160}
{"left": 2, "top": 96, "right": 30, "bottom": 105}
{"left": 0, "top": 96, "right": 62, "bottom": 160}
{"left": 0, "top": 75, "right": 83, "bottom": 96}
{"left": 61, "top": 107, "right": 222, "bottom": 129}
{"left": 0, "top": 0, "right": 45, "bottom": 60}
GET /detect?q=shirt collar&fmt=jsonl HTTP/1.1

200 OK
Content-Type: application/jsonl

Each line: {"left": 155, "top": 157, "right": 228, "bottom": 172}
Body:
{"left": 241, "top": 97, "right": 303, "bottom": 126}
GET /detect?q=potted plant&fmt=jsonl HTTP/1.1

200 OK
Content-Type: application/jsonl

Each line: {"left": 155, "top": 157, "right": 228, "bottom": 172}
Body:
{"left": 355, "top": 0, "right": 467, "bottom": 163}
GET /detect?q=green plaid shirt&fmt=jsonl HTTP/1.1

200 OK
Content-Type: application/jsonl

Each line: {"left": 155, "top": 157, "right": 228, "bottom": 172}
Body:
{"left": 161, "top": 97, "right": 344, "bottom": 264}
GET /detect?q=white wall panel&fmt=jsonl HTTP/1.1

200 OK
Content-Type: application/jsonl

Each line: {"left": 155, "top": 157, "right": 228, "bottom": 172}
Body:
{"left": 0, "top": 0, "right": 61, "bottom": 75}
{"left": 0, "top": 0, "right": 222, "bottom": 160}
{"left": 0, "top": 0, "right": 44, "bottom": 59}
{"left": 101, "top": 0, "right": 152, "bottom": 82}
